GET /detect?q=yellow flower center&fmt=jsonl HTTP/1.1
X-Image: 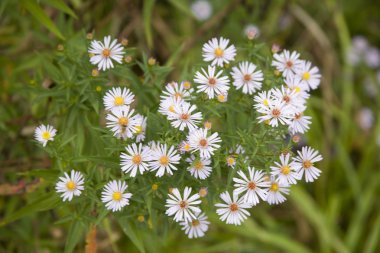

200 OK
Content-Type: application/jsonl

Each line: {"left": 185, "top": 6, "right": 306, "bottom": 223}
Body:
{"left": 217, "top": 94, "right": 226, "bottom": 102}
{"left": 132, "top": 154, "right": 142, "bottom": 165}
{"left": 229, "top": 203, "right": 239, "bottom": 212}
{"left": 294, "top": 86, "right": 301, "bottom": 93}
{"left": 114, "top": 96, "right": 124, "bottom": 106}
{"left": 194, "top": 161, "right": 204, "bottom": 170}
{"left": 227, "top": 157, "right": 235, "bottom": 166}
{"left": 191, "top": 219, "right": 200, "bottom": 226}
{"left": 168, "top": 105, "right": 175, "bottom": 113}
{"left": 159, "top": 156, "right": 169, "bottom": 166}
{"left": 183, "top": 81, "right": 191, "bottom": 89}
{"left": 174, "top": 92, "right": 183, "bottom": 99}
{"left": 270, "top": 182, "right": 279, "bottom": 192}
{"left": 302, "top": 72, "right": 311, "bottom": 81}
{"left": 42, "top": 131, "right": 51, "bottom": 140}
{"left": 303, "top": 160, "right": 313, "bottom": 169}
{"left": 281, "top": 165, "right": 290, "bottom": 175}
{"left": 102, "top": 48, "right": 111, "bottom": 57}
{"left": 112, "top": 191, "right": 122, "bottom": 201}
{"left": 134, "top": 125, "right": 143, "bottom": 134}
{"left": 118, "top": 117, "right": 129, "bottom": 126}
{"left": 183, "top": 143, "right": 190, "bottom": 151}
{"left": 214, "top": 47, "right": 224, "bottom": 57}
{"left": 152, "top": 184, "right": 158, "bottom": 191}
{"left": 263, "top": 99, "right": 269, "bottom": 106}
{"left": 66, "top": 181, "right": 76, "bottom": 191}
{"left": 204, "top": 121, "right": 212, "bottom": 129}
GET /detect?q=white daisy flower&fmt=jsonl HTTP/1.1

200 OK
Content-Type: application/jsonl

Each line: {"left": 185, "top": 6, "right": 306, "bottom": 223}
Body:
{"left": 165, "top": 187, "right": 201, "bottom": 222}
{"left": 188, "top": 128, "right": 221, "bottom": 159}
{"left": 231, "top": 61, "right": 263, "bottom": 94}
{"left": 149, "top": 144, "right": 181, "bottom": 177}
{"left": 253, "top": 90, "right": 272, "bottom": 111}
{"left": 101, "top": 180, "right": 132, "bottom": 212}
{"left": 270, "top": 154, "right": 300, "bottom": 185}
{"left": 266, "top": 177, "right": 290, "bottom": 205}
{"left": 120, "top": 143, "right": 151, "bottom": 177}
{"left": 233, "top": 167, "right": 270, "bottom": 205}
{"left": 226, "top": 155, "right": 236, "bottom": 168}
{"left": 133, "top": 114, "right": 147, "bottom": 142}
{"left": 55, "top": 170, "right": 84, "bottom": 202}
{"left": 292, "top": 146, "right": 323, "bottom": 182}
{"left": 186, "top": 155, "right": 212, "bottom": 179}
{"left": 295, "top": 61, "right": 321, "bottom": 90}
{"left": 194, "top": 65, "right": 230, "bottom": 99}
{"left": 288, "top": 112, "right": 312, "bottom": 134}
{"left": 88, "top": 35, "right": 124, "bottom": 71}
{"left": 106, "top": 107, "right": 138, "bottom": 139}
{"left": 34, "top": 124, "right": 57, "bottom": 147}
{"left": 202, "top": 37, "right": 236, "bottom": 67}
{"left": 169, "top": 102, "right": 203, "bottom": 131}
{"left": 244, "top": 24, "right": 260, "bottom": 39}
{"left": 216, "top": 92, "right": 228, "bottom": 103}
{"left": 256, "top": 99, "right": 294, "bottom": 127}
{"left": 272, "top": 50, "right": 303, "bottom": 78}
{"left": 158, "top": 97, "right": 184, "bottom": 116}
{"left": 271, "top": 86, "right": 305, "bottom": 112}
{"left": 215, "top": 191, "right": 252, "bottom": 225}
{"left": 161, "top": 81, "right": 191, "bottom": 101}
{"left": 284, "top": 74, "right": 310, "bottom": 100}
{"left": 103, "top": 87, "right": 134, "bottom": 111}
{"left": 179, "top": 141, "right": 191, "bottom": 153}
{"left": 191, "top": 0, "right": 212, "bottom": 21}
{"left": 180, "top": 212, "right": 210, "bottom": 239}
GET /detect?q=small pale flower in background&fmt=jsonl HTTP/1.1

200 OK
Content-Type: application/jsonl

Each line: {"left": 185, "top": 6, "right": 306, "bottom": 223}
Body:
{"left": 217, "top": 92, "right": 228, "bottom": 103}
{"left": 188, "top": 128, "right": 221, "bottom": 159}
{"left": 101, "top": 180, "right": 132, "bottom": 212}
{"left": 165, "top": 187, "right": 201, "bottom": 222}
{"left": 179, "top": 141, "right": 191, "bottom": 153}
{"left": 233, "top": 167, "right": 269, "bottom": 205}
{"left": 356, "top": 107, "right": 374, "bottom": 131}
{"left": 244, "top": 24, "right": 260, "bottom": 39}
{"left": 191, "top": 0, "right": 212, "bottom": 21}
{"left": 103, "top": 87, "right": 134, "bottom": 111}
{"left": 149, "top": 144, "right": 181, "bottom": 177}
{"left": 295, "top": 61, "right": 321, "bottom": 90}
{"left": 231, "top": 61, "right": 263, "bottom": 94}
{"left": 34, "top": 124, "right": 57, "bottom": 147}
{"left": 226, "top": 155, "right": 236, "bottom": 168}
{"left": 270, "top": 154, "right": 300, "bottom": 185}
{"left": 194, "top": 65, "right": 230, "bottom": 99}
{"left": 292, "top": 146, "right": 323, "bottom": 182}
{"left": 186, "top": 155, "right": 212, "bottom": 179}
{"left": 266, "top": 177, "right": 290, "bottom": 205}
{"left": 120, "top": 143, "right": 151, "bottom": 177}
{"left": 105, "top": 107, "right": 138, "bottom": 139}
{"left": 180, "top": 213, "right": 210, "bottom": 239}
{"left": 202, "top": 37, "right": 236, "bottom": 67}
{"left": 198, "top": 187, "right": 208, "bottom": 197}
{"left": 272, "top": 50, "right": 303, "bottom": 78}
{"left": 88, "top": 35, "right": 124, "bottom": 71}
{"left": 215, "top": 191, "right": 252, "bottom": 225}
{"left": 55, "top": 170, "right": 84, "bottom": 202}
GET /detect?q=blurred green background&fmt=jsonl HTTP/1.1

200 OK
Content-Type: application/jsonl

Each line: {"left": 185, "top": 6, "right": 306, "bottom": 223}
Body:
{"left": 1, "top": 0, "right": 380, "bottom": 252}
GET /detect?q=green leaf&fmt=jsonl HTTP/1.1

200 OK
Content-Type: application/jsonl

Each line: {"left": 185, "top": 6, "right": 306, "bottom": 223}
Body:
{"left": 21, "top": 0, "right": 65, "bottom": 40}
{"left": 42, "top": 0, "right": 77, "bottom": 19}
{"left": 117, "top": 217, "right": 146, "bottom": 253}
{"left": 0, "top": 194, "right": 60, "bottom": 226}
{"left": 64, "top": 220, "right": 85, "bottom": 253}
{"left": 143, "top": 0, "right": 155, "bottom": 49}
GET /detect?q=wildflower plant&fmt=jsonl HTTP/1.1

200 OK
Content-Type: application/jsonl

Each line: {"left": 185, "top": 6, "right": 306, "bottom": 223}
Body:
{"left": 8, "top": 32, "right": 324, "bottom": 249}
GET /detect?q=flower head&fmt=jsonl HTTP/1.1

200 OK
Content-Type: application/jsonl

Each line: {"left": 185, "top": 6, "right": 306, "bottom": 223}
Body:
{"left": 34, "top": 124, "right": 57, "bottom": 147}
{"left": 180, "top": 212, "right": 210, "bottom": 239}
{"left": 202, "top": 37, "right": 236, "bottom": 67}
{"left": 215, "top": 191, "right": 252, "bottom": 225}
{"left": 55, "top": 170, "right": 84, "bottom": 202}
{"left": 103, "top": 87, "right": 134, "bottom": 111}
{"left": 88, "top": 36, "right": 124, "bottom": 71}
{"left": 270, "top": 154, "right": 300, "bottom": 185}
{"left": 266, "top": 177, "right": 290, "bottom": 205}
{"left": 120, "top": 143, "right": 151, "bottom": 177}
{"left": 188, "top": 128, "right": 221, "bottom": 159}
{"left": 186, "top": 155, "right": 212, "bottom": 179}
{"left": 272, "top": 50, "right": 303, "bottom": 78}
{"left": 149, "top": 144, "right": 181, "bottom": 177}
{"left": 194, "top": 65, "right": 230, "bottom": 99}
{"left": 101, "top": 180, "right": 132, "bottom": 212}
{"left": 106, "top": 107, "right": 138, "bottom": 139}
{"left": 292, "top": 146, "right": 323, "bottom": 182}
{"left": 165, "top": 187, "right": 201, "bottom": 222}
{"left": 231, "top": 61, "right": 263, "bottom": 94}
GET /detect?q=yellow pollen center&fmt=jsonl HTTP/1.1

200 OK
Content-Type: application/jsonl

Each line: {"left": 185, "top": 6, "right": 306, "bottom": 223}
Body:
{"left": 66, "top": 181, "right": 76, "bottom": 191}
{"left": 217, "top": 94, "right": 226, "bottom": 102}
{"left": 42, "top": 131, "right": 51, "bottom": 140}
{"left": 194, "top": 161, "right": 204, "bottom": 170}
{"left": 183, "top": 81, "right": 191, "bottom": 89}
{"left": 302, "top": 72, "right": 311, "bottom": 80}
{"left": 174, "top": 92, "right": 183, "bottom": 99}
{"left": 183, "top": 143, "right": 190, "bottom": 151}
{"left": 118, "top": 117, "right": 129, "bottom": 126}
{"left": 102, "top": 48, "right": 111, "bottom": 57}
{"left": 230, "top": 203, "right": 239, "bottom": 212}
{"left": 159, "top": 156, "right": 169, "bottom": 166}
{"left": 134, "top": 125, "right": 143, "bottom": 134}
{"left": 243, "top": 74, "right": 252, "bottom": 81}
{"left": 281, "top": 165, "right": 290, "bottom": 175}
{"left": 270, "top": 183, "right": 279, "bottom": 192}
{"left": 132, "top": 154, "right": 142, "bottom": 164}
{"left": 248, "top": 181, "right": 256, "bottom": 190}
{"left": 191, "top": 219, "right": 200, "bottom": 226}
{"left": 168, "top": 105, "right": 175, "bottom": 113}
{"left": 294, "top": 87, "right": 301, "bottom": 93}
{"left": 199, "top": 139, "right": 208, "bottom": 147}
{"left": 263, "top": 99, "right": 269, "bottom": 106}
{"left": 303, "top": 160, "right": 313, "bottom": 169}
{"left": 179, "top": 200, "right": 187, "bottom": 209}
{"left": 114, "top": 96, "right": 124, "bottom": 106}
{"left": 214, "top": 47, "right": 224, "bottom": 57}
{"left": 112, "top": 191, "right": 122, "bottom": 201}
{"left": 227, "top": 157, "right": 235, "bottom": 165}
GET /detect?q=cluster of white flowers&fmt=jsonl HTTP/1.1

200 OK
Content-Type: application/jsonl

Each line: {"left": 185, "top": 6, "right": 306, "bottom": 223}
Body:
{"left": 34, "top": 35, "right": 324, "bottom": 239}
